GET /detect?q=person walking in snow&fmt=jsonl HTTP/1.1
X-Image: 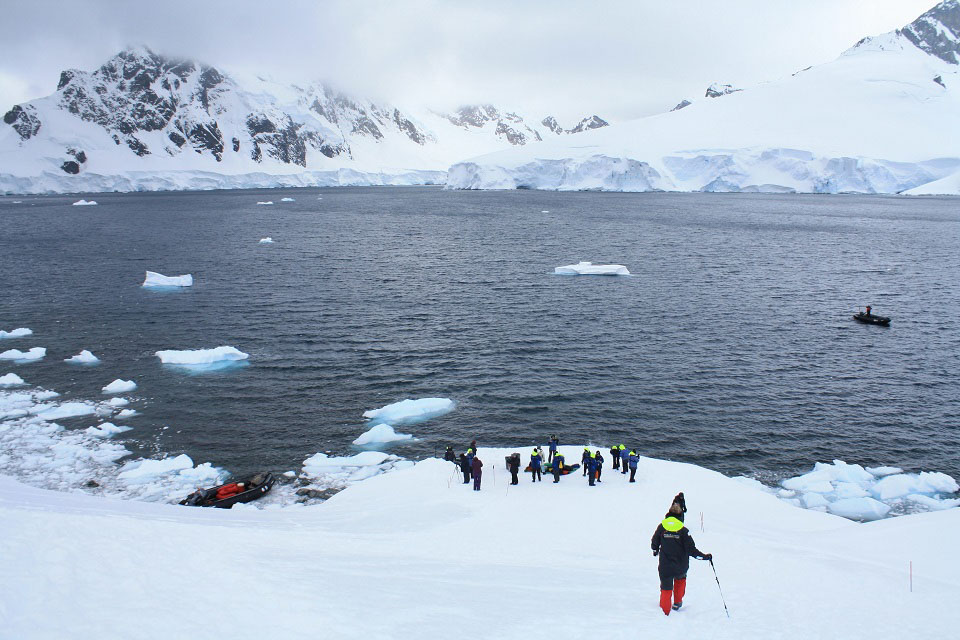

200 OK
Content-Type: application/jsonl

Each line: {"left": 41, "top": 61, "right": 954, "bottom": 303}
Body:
{"left": 548, "top": 435, "right": 559, "bottom": 462}
{"left": 595, "top": 450, "right": 604, "bottom": 483}
{"left": 459, "top": 453, "right": 471, "bottom": 484}
{"left": 508, "top": 453, "right": 520, "bottom": 485}
{"left": 582, "top": 447, "right": 591, "bottom": 476}
{"left": 471, "top": 455, "right": 483, "bottom": 491}
{"left": 587, "top": 450, "right": 597, "bottom": 486}
{"left": 610, "top": 444, "right": 620, "bottom": 471}
{"left": 620, "top": 445, "right": 629, "bottom": 474}
{"left": 552, "top": 452, "right": 565, "bottom": 483}
{"left": 530, "top": 447, "right": 543, "bottom": 482}
{"left": 651, "top": 503, "right": 712, "bottom": 615}
{"left": 671, "top": 492, "right": 687, "bottom": 522}
{"left": 628, "top": 449, "right": 639, "bottom": 483}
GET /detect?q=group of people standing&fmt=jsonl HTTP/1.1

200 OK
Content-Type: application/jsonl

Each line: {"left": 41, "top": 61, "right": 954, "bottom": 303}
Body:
{"left": 444, "top": 442, "right": 716, "bottom": 617}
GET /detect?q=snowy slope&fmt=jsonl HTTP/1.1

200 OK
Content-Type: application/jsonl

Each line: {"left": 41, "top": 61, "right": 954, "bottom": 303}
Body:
{"left": 448, "top": 1, "right": 960, "bottom": 194}
{"left": 0, "top": 48, "right": 608, "bottom": 194}
{"left": 2, "top": 448, "right": 957, "bottom": 639}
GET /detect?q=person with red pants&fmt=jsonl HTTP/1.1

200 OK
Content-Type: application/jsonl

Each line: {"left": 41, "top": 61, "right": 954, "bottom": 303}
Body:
{"left": 650, "top": 503, "right": 711, "bottom": 615}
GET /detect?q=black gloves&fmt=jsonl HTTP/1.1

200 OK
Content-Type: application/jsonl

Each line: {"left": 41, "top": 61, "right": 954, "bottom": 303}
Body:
{"left": 653, "top": 550, "right": 659, "bottom": 557}
{"left": 702, "top": 553, "right": 713, "bottom": 561}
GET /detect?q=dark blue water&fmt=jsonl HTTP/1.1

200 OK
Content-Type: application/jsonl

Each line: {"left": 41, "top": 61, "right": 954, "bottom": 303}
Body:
{"left": 2, "top": 188, "right": 959, "bottom": 480}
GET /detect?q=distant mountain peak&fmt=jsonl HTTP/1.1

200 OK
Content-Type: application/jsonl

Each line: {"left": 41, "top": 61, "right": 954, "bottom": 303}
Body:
{"left": 705, "top": 83, "right": 741, "bottom": 98}
{"left": 899, "top": 0, "right": 960, "bottom": 64}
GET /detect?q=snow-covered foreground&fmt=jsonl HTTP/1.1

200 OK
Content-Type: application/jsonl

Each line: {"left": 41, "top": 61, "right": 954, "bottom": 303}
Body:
{"left": 1, "top": 446, "right": 955, "bottom": 639}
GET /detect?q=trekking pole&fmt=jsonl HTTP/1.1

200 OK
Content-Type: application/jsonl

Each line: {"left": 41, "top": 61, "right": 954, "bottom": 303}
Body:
{"left": 709, "top": 559, "right": 730, "bottom": 618}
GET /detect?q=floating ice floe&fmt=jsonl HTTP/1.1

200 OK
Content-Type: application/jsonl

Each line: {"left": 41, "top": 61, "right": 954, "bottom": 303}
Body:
{"left": 0, "top": 328, "right": 32, "bottom": 339}
{"left": 37, "top": 401, "right": 97, "bottom": 420}
{"left": 85, "top": 422, "right": 132, "bottom": 438}
{"left": 0, "top": 373, "right": 26, "bottom": 387}
{"left": 156, "top": 346, "right": 249, "bottom": 373}
{"left": 142, "top": 271, "right": 193, "bottom": 288}
{"left": 106, "top": 397, "right": 129, "bottom": 407}
{"left": 256, "top": 201, "right": 273, "bottom": 205}
{"left": 768, "top": 460, "right": 960, "bottom": 521}
{"left": 554, "top": 261, "right": 631, "bottom": 276}
{"left": 64, "top": 350, "right": 100, "bottom": 364}
{"left": 102, "top": 379, "right": 136, "bottom": 394}
{"left": 71, "top": 199, "right": 97, "bottom": 206}
{"left": 116, "top": 409, "right": 138, "bottom": 419}
{"left": 0, "top": 347, "right": 46, "bottom": 363}
{"left": 353, "top": 424, "right": 414, "bottom": 446}
{"left": 363, "top": 397, "right": 455, "bottom": 426}
{"left": 280, "top": 197, "right": 295, "bottom": 202}
{"left": 259, "top": 237, "right": 274, "bottom": 244}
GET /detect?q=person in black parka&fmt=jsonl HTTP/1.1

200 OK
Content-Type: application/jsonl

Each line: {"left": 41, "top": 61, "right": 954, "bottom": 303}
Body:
{"left": 459, "top": 453, "right": 470, "bottom": 484}
{"left": 651, "top": 504, "right": 711, "bottom": 615}
{"left": 444, "top": 446, "right": 456, "bottom": 463}
{"left": 671, "top": 492, "right": 687, "bottom": 522}
{"left": 507, "top": 453, "right": 520, "bottom": 485}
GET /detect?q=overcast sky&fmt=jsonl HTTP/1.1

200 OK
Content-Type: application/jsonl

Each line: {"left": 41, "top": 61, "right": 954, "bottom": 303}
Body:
{"left": 0, "top": 0, "right": 937, "bottom": 122}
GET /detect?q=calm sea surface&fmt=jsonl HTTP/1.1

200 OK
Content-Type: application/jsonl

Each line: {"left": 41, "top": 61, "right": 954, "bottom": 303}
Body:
{"left": 1, "top": 187, "right": 958, "bottom": 481}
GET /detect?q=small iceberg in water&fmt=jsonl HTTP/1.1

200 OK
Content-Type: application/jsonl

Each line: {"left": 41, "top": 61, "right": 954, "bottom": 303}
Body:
{"left": 65, "top": 350, "right": 100, "bottom": 365}
{"left": 0, "top": 347, "right": 46, "bottom": 363}
{"left": 102, "top": 379, "right": 137, "bottom": 394}
{"left": 555, "top": 261, "right": 630, "bottom": 276}
{"left": 72, "top": 199, "right": 97, "bottom": 206}
{"left": 280, "top": 197, "right": 295, "bottom": 202}
{"left": 156, "top": 346, "right": 249, "bottom": 373}
{"left": 256, "top": 201, "right": 274, "bottom": 205}
{"left": 0, "top": 373, "right": 26, "bottom": 386}
{"left": 259, "top": 237, "right": 274, "bottom": 244}
{"left": 363, "top": 397, "right": 455, "bottom": 427}
{"left": 0, "top": 327, "right": 32, "bottom": 339}
{"left": 353, "top": 424, "right": 415, "bottom": 447}
{"left": 86, "top": 422, "right": 132, "bottom": 438}
{"left": 143, "top": 271, "right": 193, "bottom": 288}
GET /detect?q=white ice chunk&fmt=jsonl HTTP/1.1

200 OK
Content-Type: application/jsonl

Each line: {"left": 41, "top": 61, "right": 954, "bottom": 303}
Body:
{"left": 828, "top": 497, "right": 891, "bottom": 521}
{"left": 116, "top": 409, "right": 138, "bottom": 418}
{"left": 303, "top": 451, "right": 390, "bottom": 472}
{"left": 353, "top": 424, "right": 414, "bottom": 446}
{"left": 0, "top": 347, "right": 46, "bottom": 362}
{"left": 0, "top": 373, "right": 26, "bottom": 386}
{"left": 156, "top": 346, "right": 249, "bottom": 365}
{"left": 871, "top": 472, "right": 958, "bottom": 501}
{"left": 554, "top": 261, "right": 630, "bottom": 276}
{"left": 117, "top": 454, "right": 194, "bottom": 484}
{"left": 800, "top": 492, "right": 830, "bottom": 509}
{"left": 256, "top": 201, "right": 273, "bottom": 205}
{"left": 142, "top": 271, "right": 193, "bottom": 287}
{"left": 833, "top": 482, "right": 869, "bottom": 499}
{"left": 903, "top": 494, "right": 960, "bottom": 510}
{"left": 363, "top": 398, "right": 455, "bottom": 426}
{"left": 65, "top": 350, "right": 100, "bottom": 364}
{"left": 866, "top": 466, "right": 903, "bottom": 477}
{"left": 37, "top": 402, "right": 96, "bottom": 420}
{"left": 280, "top": 197, "right": 295, "bottom": 202}
{"left": 85, "top": 422, "right": 132, "bottom": 438}
{"left": 259, "top": 237, "right": 274, "bottom": 243}
{"left": 0, "top": 327, "right": 32, "bottom": 339}
{"left": 106, "top": 397, "right": 129, "bottom": 407}
{"left": 102, "top": 379, "right": 137, "bottom": 394}
{"left": 71, "top": 199, "right": 97, "bottom": 206}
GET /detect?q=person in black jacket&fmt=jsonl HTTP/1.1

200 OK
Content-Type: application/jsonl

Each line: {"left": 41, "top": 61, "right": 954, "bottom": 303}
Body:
{"left": 610, "top": 445, "right": 620, "bottom": 471}
{"left": 671, "top": 492, "right": 687, "bottom": 522}
{"left": 444, "top": 446, "right": 456, "bottom": 463}
{"left": 651, "top": 504, "right": 712, "bottom": 615}
{"left": 459, "top": 453, "right": 471, "bottom": 484}
{"left": 595, "top": 450, "right": 604, "bottom": 482}
{"left": 507, "top": 454, "right": 520, "bottom": 485}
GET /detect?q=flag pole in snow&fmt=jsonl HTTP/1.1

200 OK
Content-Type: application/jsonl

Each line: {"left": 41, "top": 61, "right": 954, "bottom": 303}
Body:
{"left": 700, "top": 511, "right": 704, "bottom": 533}
{"left": 910, "top": 561, "right": 913, "bottom": 592}
{"left": 709, "top": 559, "right": 730, "bottom": 618}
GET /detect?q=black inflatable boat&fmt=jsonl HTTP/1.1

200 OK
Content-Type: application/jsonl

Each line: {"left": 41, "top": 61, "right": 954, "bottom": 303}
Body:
{"left": 179, "top": 472, "right": 276, "bottom": 508}
{"left": 853, "top": 312, "right": 890, "bottom": 326}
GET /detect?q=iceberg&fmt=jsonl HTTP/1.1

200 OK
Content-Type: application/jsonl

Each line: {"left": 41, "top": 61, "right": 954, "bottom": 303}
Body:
{"left": 142, "top": 271, "right": 193, "bottom": 288}
{"left": 353, "top": 424, "right": 414, "bottom": 446}
{"left": 106, "top": 397, "right": 129, "bottom": 407}
{"left": 71, "top": 199, "right": 97, "bottom": 206}
{"left": 156, "top": 346, "right": 249, "bottom": 373}
{"left": 0, "top": 327, "right": 32, "bottom": 339}
{"left": 0, "top": 373, "right": 26, "bottom": 386}
{"left": 65, "top": 350, "right": 100, "bottom": 364}
{"left": 554, "top": 261, "right": 630, "bottom": 276}
{"left": 259, "top": 237, "right": 274, "bottom": 244}
{"left": 362, "top": 398, "right": 455, "bottom": 426}
{"left": 827, "top": 497, "right": 891, "bottom": 521}
{"left": 102, "top": 379, "right": 137, "bottom": 394}
{"left": 85, "top": 422, "right": 132, "bottom": 438}
{"left": 280, "top": 197, "right": 295, "bottom": 202}
{"left": 256, "top": 201, "right": 273, "bottom": 205}
{"left": 116, "top": 409, "right": 138, "bottom": 419}
{"left": 0, "top": 347, "right": 46, "bottom": 362}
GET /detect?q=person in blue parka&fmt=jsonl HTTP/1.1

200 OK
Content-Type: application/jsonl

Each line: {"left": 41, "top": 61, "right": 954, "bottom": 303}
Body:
{"left": 587, "top": 450, "right": 597, "bottom": 486}
{"left": 620, "top": 446, "right": 629, "bottom": 474}
{"left": 530, "top": 447, "right": 543, "bottom": 482}
{"left": 628, "top": 450, "right": 639, "bottom": 483}
{"left": 552, "top": 452, "right": 565, "bottom": 483}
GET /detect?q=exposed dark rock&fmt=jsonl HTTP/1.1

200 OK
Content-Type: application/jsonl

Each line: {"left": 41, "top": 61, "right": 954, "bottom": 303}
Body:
{"left": 447, "top": 104, "right": 500, "bottom": 128}
{"left": 232, "top": 137, "right": 240, "bottom": 152}
{"left": 61, "top": 161, "right": 81, "bottom": 174}
{"left": 67, "top": 148, "right": 87, "bottom": 163}
{"left": 495, "top": 121, "right": 527, "bottom": 145}
{"left": 900, "top": 0, "right": 960, "bottom": 64}
{"left": 168, "top": 131, "right": 186, "bottom": 147}
{"left": 3, "top": 104, "right": 42, "bottom": 140}
{"left": 246, "top": 115, "right": 277, "bottom": 135}
{"left": 670, "top": 99, "right": 692, "bottom": 112}
{"left": 567, "top": 115, "right": 609, "bottom": 133}
{"left": 188, "top": 122, "right": 223, "bottom": 160}
{"left": 705, "top": 83, "right": 742, "bottom": 98}
{"left": 541, "top": 116, "right": 563, "bottom": 134}
{"left": 393, "top": 109, "right": 425, "bottom": 144}
{"left": 352, "top": 115, "right": 383, "bottom": 139}
{"left": 57, "top": 70, "right": 77, "bottom": 90}
{"left": 295, "top": 487, "right": 342, "bottom": 501}
{"left": 84, "top": 479, "right": 100, "bottom": 488}
{"left": 126, "top": 137, "right": 149, "bottom": 156}
{"left": 934, "top": 74, "right": 946, "bottom": 87}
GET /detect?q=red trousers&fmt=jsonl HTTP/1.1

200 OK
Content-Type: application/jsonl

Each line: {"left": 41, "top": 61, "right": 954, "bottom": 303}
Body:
{"left": 659, "top": 578, "right": 686, "bottom": 615}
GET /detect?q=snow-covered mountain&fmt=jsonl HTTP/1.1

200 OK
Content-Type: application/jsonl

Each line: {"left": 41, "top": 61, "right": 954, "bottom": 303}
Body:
{"left": 448, "top": 1, "right": 960, "bottom": 194}
{"left": 0, "top": 47, "right": 608, "bottom": 194}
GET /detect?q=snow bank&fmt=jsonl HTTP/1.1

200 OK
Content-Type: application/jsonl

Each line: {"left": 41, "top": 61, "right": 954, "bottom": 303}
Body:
{"left": 102, "top": 379, "right": 136, "bottom": 394}
{"left": 0, "top": 347, "right": 46, "bottom": 362}
{"left": 0, "top": 373, "right": 25, "bottom": 387}
{"left": 362, "top": 397, "right": 455, "bottom": 426}
{"left": 352, "top": 424, "right": 414, "bottom": 446}
{"left": 71, "top": 199, "right": 97, "bottom": 206}
{"left": 554, "top": 261, "right": 630, "bottom": 276}
{"left": 301, "top": 451, "right": 410, "bottom": 483}
{"left": 0, "top": 327, "right": 32, "bottom": 339}
{"left": 777, "top": 460, "right": 959, "bottom": 520}
{"left": 259, "top": 237, "right": 274, "bottom": 243}
{"left": 142, "top": 271, "right": 193, "bottom": 288}
{"left": 64, "top": 350, "right": 100, "bottom": 364}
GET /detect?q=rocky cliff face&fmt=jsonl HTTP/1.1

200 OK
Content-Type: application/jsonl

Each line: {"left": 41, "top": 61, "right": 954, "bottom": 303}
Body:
{"left": 899, "top": 0, "right": 960, "bottom": 64}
